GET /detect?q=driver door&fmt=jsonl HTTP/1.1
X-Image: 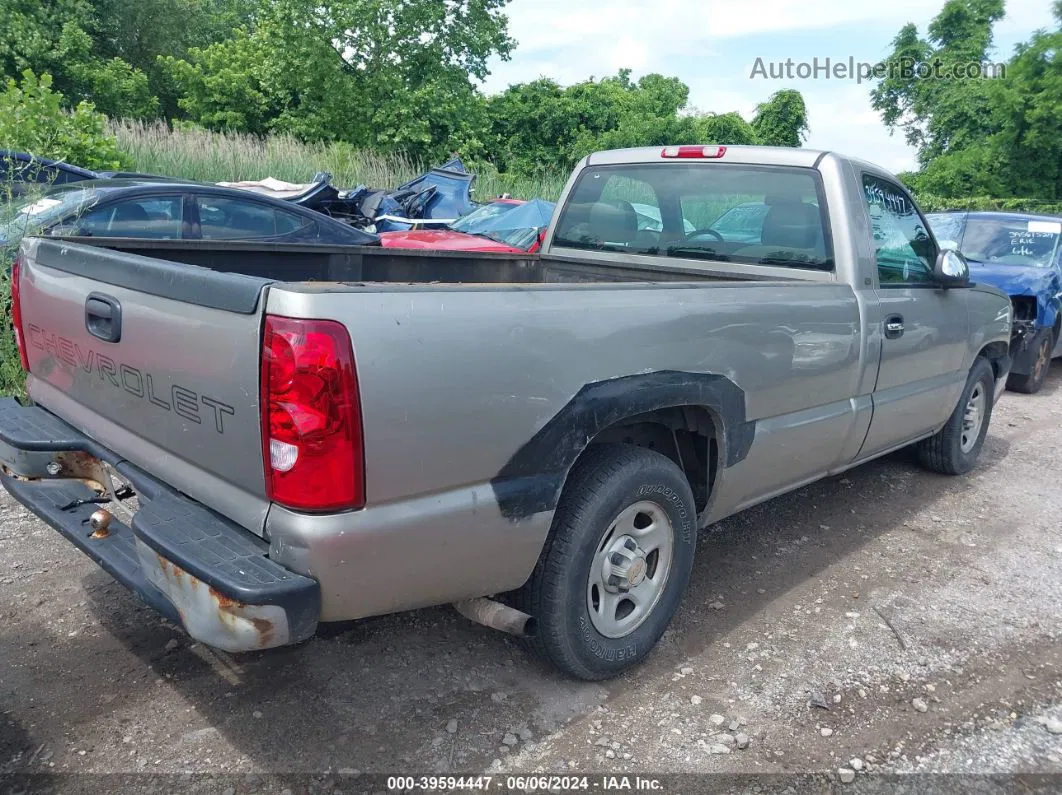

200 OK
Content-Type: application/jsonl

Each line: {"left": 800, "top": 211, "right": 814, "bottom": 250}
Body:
{"left": 858, "top": 174, "right": 971, "bottom": 458}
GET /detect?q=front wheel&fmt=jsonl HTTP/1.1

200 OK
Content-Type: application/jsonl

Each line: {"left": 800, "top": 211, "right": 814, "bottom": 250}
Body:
{"left": 515, "top": 444, "right": 697, "bottom": 681}
{"left": 917, "top": 357, "right": 995, "bottom": 475}
{"left": 1006, "top": 329, "right": 1053, "bottom": 394}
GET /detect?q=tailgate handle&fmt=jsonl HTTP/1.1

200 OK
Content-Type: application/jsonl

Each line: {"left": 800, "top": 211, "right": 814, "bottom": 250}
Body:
{"left": 85, "top": 293, "right": 122, "bottom": 343}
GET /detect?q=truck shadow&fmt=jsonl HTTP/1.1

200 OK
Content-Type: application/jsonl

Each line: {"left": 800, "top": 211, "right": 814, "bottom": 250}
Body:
{"left": 2, "top": 389, "right": 1028, "bottom": 778}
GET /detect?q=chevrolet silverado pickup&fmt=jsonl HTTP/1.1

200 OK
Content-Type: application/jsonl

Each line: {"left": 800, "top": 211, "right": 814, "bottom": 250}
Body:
{"left": 0, "top": 144, "right": 1013, "bottom": 681}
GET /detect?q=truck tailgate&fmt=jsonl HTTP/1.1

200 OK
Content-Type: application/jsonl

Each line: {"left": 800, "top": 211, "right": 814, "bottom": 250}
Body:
{"left": 17, "top": 238, "right": 272, "bottom": 533}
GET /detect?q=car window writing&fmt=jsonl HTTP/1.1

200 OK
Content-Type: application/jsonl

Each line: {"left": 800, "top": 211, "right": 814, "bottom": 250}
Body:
{"left": 862, "top": 175, "right": 935, "bottom": 285}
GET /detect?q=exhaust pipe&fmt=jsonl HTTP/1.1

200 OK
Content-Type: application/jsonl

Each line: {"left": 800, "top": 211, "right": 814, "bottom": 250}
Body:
{"left": 453, "top": 598, "right": 535, "bottom": 637}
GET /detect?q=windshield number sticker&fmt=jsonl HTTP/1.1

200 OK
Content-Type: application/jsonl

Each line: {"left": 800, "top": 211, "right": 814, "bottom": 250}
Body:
{"left": 1028, "top": 221, "right": 1062, "bottom": 235}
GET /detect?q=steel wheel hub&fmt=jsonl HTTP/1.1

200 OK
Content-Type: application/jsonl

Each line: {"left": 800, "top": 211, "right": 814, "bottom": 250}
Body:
{"left": 601, "top": 537, "right": 649, "bottom": 592}
{"left": 586, "top": 501, "right": 674, "bottom": 639}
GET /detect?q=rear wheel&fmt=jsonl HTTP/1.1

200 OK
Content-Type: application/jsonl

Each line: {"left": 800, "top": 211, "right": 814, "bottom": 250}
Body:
{"left": 516, "top": 444, "right": 697, "bottom": 680}
{"left": 1006, "top": 329, "right": 1053, "bottom": 394}
{"left": 917, "top": 357, "right": 995, "bottom": 475}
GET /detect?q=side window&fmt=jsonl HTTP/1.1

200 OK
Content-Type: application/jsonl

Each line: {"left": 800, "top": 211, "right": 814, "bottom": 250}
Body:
{"left": 197, "top": 196, "right": 309, "bottom": 240}
{"left": 75, "top": 196, "right": 184, "bottom": 239}
{"left": 862, "top": 175, "right": 936, "bottom": 285}
{"left": 274, "top": 208, "right": 311, "bottom": 235}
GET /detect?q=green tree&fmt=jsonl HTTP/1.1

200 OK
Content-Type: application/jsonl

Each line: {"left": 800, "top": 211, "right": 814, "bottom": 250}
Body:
{"left": 875, "top": 0, "right": 1062, "bottom": 200}
{"left": 0, "top": 0, "right": 254, "bottom": 120}
{"left": 0, "top": 0, "right": 161, "bottom": 119}
{"left": 163, "top": 0, "right": 514, "bottom": 161}
{"left": 696, "top": 112, "right": 759, "bottom": 145}
{"left": 870, "top": 0, "right": 1005, "bottom": 164}
{"left": 985, "top": 1, "right": 1062, "bottom": 198}
{"left": 91, "top": 0, "right": 257, "bottom": 117}
{"left": 488, "top": 70, "right": 792, "bottom": 175}
{"left": 0, "top": 70, "right": 126, "bottom": 169}
{"left": 751, "top": 89, "right": 809, "bottom": 147}
{"left": 0, "top": 0, "right": 96, "bottom": 98}
{"left": 160, "top": 29, "right": 274, "bottom": 134}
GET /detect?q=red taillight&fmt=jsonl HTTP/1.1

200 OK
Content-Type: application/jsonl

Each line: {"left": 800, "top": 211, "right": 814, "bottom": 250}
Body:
{"left": 661, "top": 145, "right": 727, "bottom": 159}
{"left": 260, "top": 315, "right": 364, "bottom": 512}
{"left": 10, "top": 256, "right": 28, "bottom": 371}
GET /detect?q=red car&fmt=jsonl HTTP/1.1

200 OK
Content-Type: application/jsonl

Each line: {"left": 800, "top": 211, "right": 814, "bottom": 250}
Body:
{"left": 378, "top": 198, "right": 555, "bottom": 253}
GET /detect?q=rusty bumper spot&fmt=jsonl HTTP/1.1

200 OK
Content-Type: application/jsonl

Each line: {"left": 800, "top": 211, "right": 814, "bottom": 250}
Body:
{"left": 139, "top": 544, "right": 289, "bottom": 653}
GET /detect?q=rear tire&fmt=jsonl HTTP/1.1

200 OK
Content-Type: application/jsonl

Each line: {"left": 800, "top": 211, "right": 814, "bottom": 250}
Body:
{"left": 515, "top": 444, "right": 697, "bottom": 681}
{"left": 917, "top": 357, "right": 995, "bottom": 475}
{"left": 1006, "top": 329, "right": 1053, "bottom": 394}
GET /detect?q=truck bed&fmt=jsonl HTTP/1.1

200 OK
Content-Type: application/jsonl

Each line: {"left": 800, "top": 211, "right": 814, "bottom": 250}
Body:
{"left": 57, "top": 237, "right": 788, "bottom": 285}
{"left": 14, "top": 234, "right": 868, "bottom": 631}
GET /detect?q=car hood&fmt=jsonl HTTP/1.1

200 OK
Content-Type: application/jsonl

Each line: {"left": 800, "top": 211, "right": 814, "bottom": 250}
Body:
{"left": 378, "top": 229, "right": 525, "bottom": 252}
{"left": 968, "top": 261, "right": 1055, "bottom": 297}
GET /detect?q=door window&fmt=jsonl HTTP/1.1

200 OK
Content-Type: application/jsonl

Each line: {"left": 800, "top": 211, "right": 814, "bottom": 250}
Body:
{"left": 76, "top": 196, "right": 184, "bottom": 239}
{"left": 197, "top": 195, "right": 311, "bottom": 240}
{"left": 862, "top": 175, "right": 936, "bottom": 285}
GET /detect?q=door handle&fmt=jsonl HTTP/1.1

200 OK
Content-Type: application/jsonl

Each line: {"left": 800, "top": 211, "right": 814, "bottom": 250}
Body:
{"left": 85, "top": 292, "right": 122, "bottom": 343}
{"left": 884, "top": 314, "right": 904, "bottom": 340}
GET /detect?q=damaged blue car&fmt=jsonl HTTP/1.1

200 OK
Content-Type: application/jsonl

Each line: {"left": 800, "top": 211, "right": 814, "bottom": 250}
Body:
{"left": 927, "top": 211, "right": 1062, "bottom": 394}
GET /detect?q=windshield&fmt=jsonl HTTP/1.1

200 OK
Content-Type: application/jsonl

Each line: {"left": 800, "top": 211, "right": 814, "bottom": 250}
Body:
{"left": 449, "top": 202, "right": 543, "bottom": 250}
{"left": 551, "top": 163, "right": 833, "bottom": 272}
{"left": 929, "top": 214, "right": 1062, "bottom": 268}
{"left": 0, "top": 186, "right": 94, "bottom": 243}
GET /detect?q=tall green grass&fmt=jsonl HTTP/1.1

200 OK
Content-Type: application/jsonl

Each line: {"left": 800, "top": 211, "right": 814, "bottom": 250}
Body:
{"left": 109, "top": 120, "right": 569, "bottom": 202}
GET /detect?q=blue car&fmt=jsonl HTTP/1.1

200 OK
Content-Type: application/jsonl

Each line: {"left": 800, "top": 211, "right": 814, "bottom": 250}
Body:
{"left": 0, "top": 150, "right": 98, "bottom": 197}
{"left": 927, "top": 211, "right": 1062, "bottom": 394}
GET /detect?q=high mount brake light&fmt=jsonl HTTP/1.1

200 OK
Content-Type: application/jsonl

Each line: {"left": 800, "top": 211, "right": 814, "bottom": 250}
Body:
{"left": 260, "top": 315, "right": 364, "bottom": 512}
{"left": 661, "top": 145, "right": 727, "bottom": 159}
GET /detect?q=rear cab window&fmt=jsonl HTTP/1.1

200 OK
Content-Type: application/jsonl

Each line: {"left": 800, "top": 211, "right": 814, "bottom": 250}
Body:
{"left": 551, "top": 162, "right": 834, "bottom": 272}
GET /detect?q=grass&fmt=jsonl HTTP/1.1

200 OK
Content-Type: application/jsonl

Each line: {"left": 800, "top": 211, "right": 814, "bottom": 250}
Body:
{"left": 104, "top": 123, "right": 1062, "bottom": 217}
{"left": 109, "top": 120, "right": 570, "bottom": 202}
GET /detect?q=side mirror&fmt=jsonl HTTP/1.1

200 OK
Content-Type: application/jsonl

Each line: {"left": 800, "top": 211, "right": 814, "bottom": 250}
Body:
{"left": 934, "top": 248, "right": 970, "bottom": 288}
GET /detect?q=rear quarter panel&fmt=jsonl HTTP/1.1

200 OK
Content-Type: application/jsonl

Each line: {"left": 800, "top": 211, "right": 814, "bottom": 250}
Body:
{"left": 263, "top": 280, "right": 865, "bottom": 619}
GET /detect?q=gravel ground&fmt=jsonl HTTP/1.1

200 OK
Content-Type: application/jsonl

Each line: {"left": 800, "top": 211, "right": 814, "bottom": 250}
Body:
{"left": 2, "top": 369, "right": 1062, "bottom": 793}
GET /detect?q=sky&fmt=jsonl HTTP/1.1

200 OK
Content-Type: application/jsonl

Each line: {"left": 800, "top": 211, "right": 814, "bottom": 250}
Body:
{"left": 480, "top": 0, "right": 1059, "bottom": 174}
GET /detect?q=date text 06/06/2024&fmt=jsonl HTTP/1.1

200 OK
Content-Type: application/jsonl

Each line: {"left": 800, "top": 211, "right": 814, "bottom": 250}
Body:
{"left": 385, "top": 775, "right": 665, "bottom": 792}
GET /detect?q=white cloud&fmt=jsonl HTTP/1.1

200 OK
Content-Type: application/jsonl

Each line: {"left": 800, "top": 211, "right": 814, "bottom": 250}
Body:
{"left": 500, "top": 0, "right": 932, "bottom": 57}
{"left": 482, "top": 0, "right": 1057, "bottom": 174}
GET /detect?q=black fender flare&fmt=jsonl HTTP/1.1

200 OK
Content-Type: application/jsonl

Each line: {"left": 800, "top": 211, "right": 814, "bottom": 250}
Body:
{"left": 489, "top": 371, "right": 755, "bottom": 521}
